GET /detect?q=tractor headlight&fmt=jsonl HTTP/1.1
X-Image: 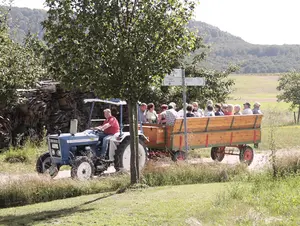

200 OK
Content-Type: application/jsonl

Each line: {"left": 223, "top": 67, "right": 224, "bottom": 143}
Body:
{"left": 51, "top": 149, "right": 56, "bottom": 155}
{"left": 51, "top": 143, "right": 59, "bottom": 149}
{"left": 56, "top": 149, "right": 61, "bottom": 156}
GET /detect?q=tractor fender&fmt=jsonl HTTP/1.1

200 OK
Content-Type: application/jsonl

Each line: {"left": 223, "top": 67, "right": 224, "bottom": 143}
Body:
{"left": 138, "top": 132, "right": 149, "bottom": 142}
{"left": 112, "top": 131, "right": 149, "bottom": 144}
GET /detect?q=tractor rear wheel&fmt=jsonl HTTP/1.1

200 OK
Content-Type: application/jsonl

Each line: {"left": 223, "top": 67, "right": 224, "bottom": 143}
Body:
{"left": 239, "top": 146, "right": 254, "bottom": 166}
{"left": 211, "top": 147, "right": 225, "bottom": 162}
{"left": 36, "top": 152, "right": 60, "bottom": 178}
{"left": 114, "top": 138, "right": 147, "bottom": 172}
{"left": 71, "top": 156, "right": 95, "bottom": 180}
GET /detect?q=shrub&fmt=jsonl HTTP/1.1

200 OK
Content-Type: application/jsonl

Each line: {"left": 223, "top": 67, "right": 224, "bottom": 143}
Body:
{"left": 4, "top": 150, "right": 29, "bottom": 163}
{"left": 271, "top": 152, "right": 300, "bottom": 177}
{"left": 2, "top": 140, "right": 47, "bottom": 164}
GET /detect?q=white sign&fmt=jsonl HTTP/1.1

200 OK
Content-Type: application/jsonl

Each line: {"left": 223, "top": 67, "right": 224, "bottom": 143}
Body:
{"left": 185, "top": 77, "right": 205, "bottom": 86}
{"left": 167, "top": 69, "right": 183, "bottom": 77}
{"left": 163, "top": 76, "right": 205, "bottom": 86}
{"left": 163, "top": 76, "right": 182, "bottom": 86}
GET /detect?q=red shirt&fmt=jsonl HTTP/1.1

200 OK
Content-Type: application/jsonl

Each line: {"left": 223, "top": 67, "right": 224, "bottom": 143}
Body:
{"left": 224, "top": 112, "right": 233, "bottom": 116}
{"left": 103, "top": 116, "right": 120, "bottom": 135}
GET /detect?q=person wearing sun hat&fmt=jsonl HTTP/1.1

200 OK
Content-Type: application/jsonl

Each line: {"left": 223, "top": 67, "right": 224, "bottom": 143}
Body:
{"left": 242, "top": 102, "right": 253, "bottom": 115}
{"left": 252, "top": 102, "right": 263, "bottom": 114}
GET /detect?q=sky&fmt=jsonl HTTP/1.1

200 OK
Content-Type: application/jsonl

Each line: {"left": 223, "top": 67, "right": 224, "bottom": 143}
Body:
{"left": 13, "top": 0, "right": 300, "bottom": 45}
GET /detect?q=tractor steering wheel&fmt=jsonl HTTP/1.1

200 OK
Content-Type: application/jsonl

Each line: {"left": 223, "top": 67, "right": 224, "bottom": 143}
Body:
{"left": 92, "top": 127, "right": 103, "bottom": 133}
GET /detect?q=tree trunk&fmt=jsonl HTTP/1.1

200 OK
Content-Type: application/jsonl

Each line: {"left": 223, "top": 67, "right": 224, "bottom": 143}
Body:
{"left": 298, "top": 106, "right": 300, "bottom": 124}
{"left": 128, "top": 100, "right": 139, "bottom": 184}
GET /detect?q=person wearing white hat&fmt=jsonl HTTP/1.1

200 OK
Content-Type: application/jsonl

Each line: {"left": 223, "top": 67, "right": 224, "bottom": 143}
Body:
{"left": 253, "top": 102, "right": 263, "bottom": 114}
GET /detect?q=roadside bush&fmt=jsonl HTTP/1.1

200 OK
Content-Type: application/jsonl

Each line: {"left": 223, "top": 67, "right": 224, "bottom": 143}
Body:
{"left": 2, "top": 140, "right": 47, "bottom": 164}
{"left": 142, "top": 161, "right": 248, "bottom": 186}
{"left": 271, "top": 152, "right": 300, "bottom": 177}
{"left": 0, "top": 174, "right": 129, "bottom": 208}
{"left": 4, "top": 149, "right": 29, "bottom": 163}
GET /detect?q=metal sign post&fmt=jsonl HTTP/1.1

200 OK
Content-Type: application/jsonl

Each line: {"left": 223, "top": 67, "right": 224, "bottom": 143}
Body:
{"left": 163, "top": 69, "right": 205, "bottom": 153}
{"left": 181, "top": 68, "right": 188, "bottom": 153}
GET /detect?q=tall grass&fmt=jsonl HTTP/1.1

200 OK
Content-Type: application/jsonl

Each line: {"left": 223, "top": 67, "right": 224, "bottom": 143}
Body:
{"left": 142, "top": 161, "right": 248, "bottom": 186}
{"left": 0, "top": 175, "right": 130, "bottom": 208}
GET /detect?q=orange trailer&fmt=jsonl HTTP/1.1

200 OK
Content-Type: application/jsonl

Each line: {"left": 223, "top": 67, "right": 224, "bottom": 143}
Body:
{"left": 142, "top": 114, "right": 263, "bottom": 165}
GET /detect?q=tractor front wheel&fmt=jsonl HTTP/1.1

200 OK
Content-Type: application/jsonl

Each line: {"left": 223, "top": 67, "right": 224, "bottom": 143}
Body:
{"left": 71, "top": 156, "right": 95, "bottom": 180}
{"left": 36, "top": 152, "right": 60, "bottom": 178}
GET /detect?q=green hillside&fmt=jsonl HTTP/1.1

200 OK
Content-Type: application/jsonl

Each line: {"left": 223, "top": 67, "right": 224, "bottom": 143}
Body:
{"left": 189, "top": 21, "right": 300, "bottom": 73}
{"left": 5, "top": 6, "right": 300, "bottom": 73}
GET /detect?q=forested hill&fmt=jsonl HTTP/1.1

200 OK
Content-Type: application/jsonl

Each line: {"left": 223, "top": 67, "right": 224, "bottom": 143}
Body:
{"left": 6, "top": 6, "right": 300, "bottom": 73}
{"left": 189, "top": 21, "right": 300, "bottom": 73}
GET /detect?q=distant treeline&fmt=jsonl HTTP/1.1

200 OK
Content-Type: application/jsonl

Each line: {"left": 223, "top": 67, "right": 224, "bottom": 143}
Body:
{"left": 6, "top": 7, "right": 300, "bottom": 73}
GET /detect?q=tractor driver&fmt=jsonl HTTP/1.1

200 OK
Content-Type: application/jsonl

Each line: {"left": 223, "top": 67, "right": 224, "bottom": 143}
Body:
{"left": 94, "top": 109, "right": 120, "bottom": 159}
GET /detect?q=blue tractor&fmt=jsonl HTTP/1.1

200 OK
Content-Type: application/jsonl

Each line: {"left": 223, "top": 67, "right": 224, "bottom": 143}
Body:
{"left": 36, "top": 99, "right": 148, "bottom": 180}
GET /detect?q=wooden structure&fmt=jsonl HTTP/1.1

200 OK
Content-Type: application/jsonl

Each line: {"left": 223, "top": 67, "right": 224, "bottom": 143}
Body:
{"left": 142, "top": 114, "right": 263, "bottom": 165}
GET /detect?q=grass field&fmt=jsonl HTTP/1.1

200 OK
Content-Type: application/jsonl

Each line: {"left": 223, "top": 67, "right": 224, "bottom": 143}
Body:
{"left": 1, "top": 178, "right": 300, "bottom": 226}
{"left": 228, "top": 74, "right": 295, "bottom": 126}
{"left": 228, "top": 74, "right": 290, "bottom": 109}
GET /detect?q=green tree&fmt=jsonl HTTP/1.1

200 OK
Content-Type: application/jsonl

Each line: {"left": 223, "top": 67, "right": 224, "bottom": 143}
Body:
{"left": 277, "top": 71, "right": 300, "bottom": 123}
{"left": 0, "top": 5, "right": 45, "bottom": 109}
{"left": 141, "top": 55, "right": 236, "bottom": 109}
{"left": 43, "top": 0, "right": 200, "bottom": 184}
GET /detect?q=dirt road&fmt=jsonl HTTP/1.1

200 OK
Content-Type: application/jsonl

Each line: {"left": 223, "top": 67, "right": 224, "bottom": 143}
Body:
{"left": 0, "top": 152, "right": 276, "bottom": 182}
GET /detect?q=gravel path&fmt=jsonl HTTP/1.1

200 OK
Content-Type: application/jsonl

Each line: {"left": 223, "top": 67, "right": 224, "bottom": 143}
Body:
{"left": 2, "top": 149, "right": 300, "bottom": 183}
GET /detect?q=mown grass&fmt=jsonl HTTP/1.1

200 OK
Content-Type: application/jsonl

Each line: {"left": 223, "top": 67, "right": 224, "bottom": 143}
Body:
{"left": 210, "top": 174, "right": 300, "bottom": 225}
{"left": 229, "top": 74, "right": 280, "bottom": 103}
{"left": 1, "top": 173, "right": 300, "bottom": 225}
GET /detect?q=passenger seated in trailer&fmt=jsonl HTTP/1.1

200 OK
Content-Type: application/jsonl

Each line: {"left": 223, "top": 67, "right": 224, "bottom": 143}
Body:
{"left": 234, "top": 104, "right": 242, "bottom": 115}
{"left": 94, "top": 109, "right": 120, "bottom": 160}
{"left": 252, "top": 102, "right": 263, "bottom": 114}
{"left": 205, "top": 105, "right": 215, "bottom": 117}
{"left": 192, "top": 102, "right": 204, "bottom": 117}
{"left": 242, "top": 102, "right": 253, "bottom": 115}
{"left": 186, "top": 104, "right": 195, "bottom": 117}
{"left": 225, "top": 104, "right": 234, "bottom": 116}
{"left": 165, "top": 102, "right": 178, "bottom": 126}
{"left": 145, "top": 103, "right": 158, "bottom": 123}
{"left": 158, "top": 104, "right": 168, "bottom": 124}
{"left": 214, "top": 104, "right": 224, "bottom": 116}
{"left": 204, "top": 100, "right": 214, "bottom": 116}
{"left": 221, "top": 104, "right": 228, "bottom": 114}
{"left": 177, "top": 102, "right": 188, "bottom": 118}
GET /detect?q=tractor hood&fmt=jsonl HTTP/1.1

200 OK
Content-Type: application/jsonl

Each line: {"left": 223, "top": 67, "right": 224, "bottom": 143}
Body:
{"left": 48, "top": 130, "right": 99, "bottom": 143}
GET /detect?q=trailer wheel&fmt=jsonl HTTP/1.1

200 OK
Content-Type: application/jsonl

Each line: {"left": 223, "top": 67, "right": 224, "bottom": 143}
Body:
{"left": 114, "top": 138, "right": 147, "bottom": 172}
{"left": 211, "top": 147, "right": 225, "bottom": 162}
{"left": 172, "top": 151, "right": 186, "bottom": 162}
{"left": 239, "top": 146, "right": 254, "bottom": 166}
{"left": 36, "top": 152, "right": 60, "bottom": 178}
{"left": 71, "top": 156, "right": 95, "bottom": 180}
